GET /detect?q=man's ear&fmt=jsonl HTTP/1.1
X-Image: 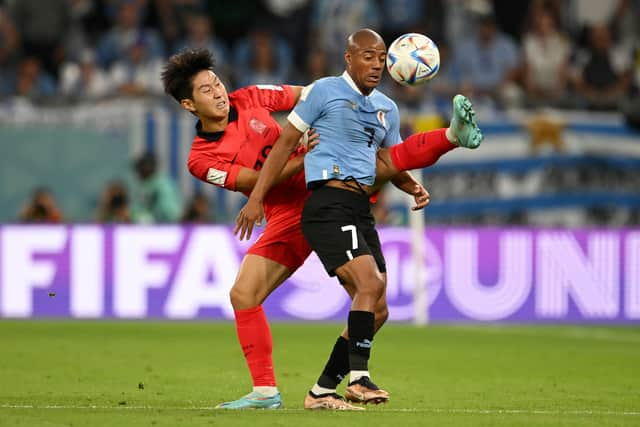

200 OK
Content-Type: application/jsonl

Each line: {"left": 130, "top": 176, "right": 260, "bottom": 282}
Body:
{"left": 181, "top": 98, "right": 195, "bottom": 113}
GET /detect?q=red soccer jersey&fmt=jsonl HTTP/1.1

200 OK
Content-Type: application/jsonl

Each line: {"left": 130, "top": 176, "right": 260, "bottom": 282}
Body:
{"left": 188, "top": 84, "right": 309, "bottom": 221}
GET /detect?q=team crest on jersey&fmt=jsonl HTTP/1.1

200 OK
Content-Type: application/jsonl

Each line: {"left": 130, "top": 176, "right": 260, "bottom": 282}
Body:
{"left": 249, "top": 118, "right": 267, "bottom": 135}
{"left": 377, "top": 111, "right": 387, "bottom": 129}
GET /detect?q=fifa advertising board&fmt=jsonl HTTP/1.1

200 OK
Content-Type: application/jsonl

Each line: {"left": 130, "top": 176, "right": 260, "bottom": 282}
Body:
{"left": 0, "top": 225, "right": 639, "bottom": 323}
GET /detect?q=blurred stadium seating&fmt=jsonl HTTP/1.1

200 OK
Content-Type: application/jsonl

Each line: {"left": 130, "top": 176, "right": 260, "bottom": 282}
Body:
{"left": 0, "top": 0, "right": 638, "bottom": 226}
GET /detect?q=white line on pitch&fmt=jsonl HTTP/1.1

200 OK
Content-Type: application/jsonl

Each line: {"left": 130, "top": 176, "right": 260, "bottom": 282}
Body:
{"left": 1, "top": 404, "right": 639, "bottom": 416}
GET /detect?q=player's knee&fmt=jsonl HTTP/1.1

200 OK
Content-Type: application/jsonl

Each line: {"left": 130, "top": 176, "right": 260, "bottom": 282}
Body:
{"left": 372, "top": 276, "right": 386, "bottom": 298}
{"left": 375, "top": 304, "right": 389, "bottom": 327}
{"left": 356, "top": 276, "right": 386, "bottom": 300}
{"left": 229, "top": 285, "right": 258, "bottom": 310}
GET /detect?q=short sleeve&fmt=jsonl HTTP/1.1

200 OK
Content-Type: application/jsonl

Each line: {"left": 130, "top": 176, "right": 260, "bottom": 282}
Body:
{"left": 242, "top": 84, "right": 296, "bottom": 112}
{"left": 188, "top": 153, "right": 243, "bottom": 191}
{"left": 381, "top": 104, "right": 402, "bottom": 148}
{"left": 287, "top": 82, "right": 326, "bottom": 133}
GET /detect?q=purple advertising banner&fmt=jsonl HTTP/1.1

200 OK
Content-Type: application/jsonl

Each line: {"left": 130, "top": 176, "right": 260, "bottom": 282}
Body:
{"left": 0, "top": 225, "right": 639, "bottom": 323}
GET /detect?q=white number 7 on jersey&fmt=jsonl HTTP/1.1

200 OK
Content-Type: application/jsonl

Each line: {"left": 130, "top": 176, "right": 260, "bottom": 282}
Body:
{"left": 341, "top": 225, "right": 358, "bottom": 260}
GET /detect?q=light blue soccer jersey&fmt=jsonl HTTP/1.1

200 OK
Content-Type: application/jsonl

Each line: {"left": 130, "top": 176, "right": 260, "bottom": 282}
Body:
{"left": 288, "top": 72, "right": 402, "bottom": 186}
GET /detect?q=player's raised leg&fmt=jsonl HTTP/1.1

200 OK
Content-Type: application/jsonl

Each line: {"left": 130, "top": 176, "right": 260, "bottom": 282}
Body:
{"left": 215, "top": 255, "right": 291, "bottom": 410}
{"left": 375, "top": 94, "right": 483, "bottom": 183}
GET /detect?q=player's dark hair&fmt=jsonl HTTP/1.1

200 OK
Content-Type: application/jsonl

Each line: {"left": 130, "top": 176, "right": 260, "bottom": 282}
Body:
{"left": 161, "top": 48, "right": 216, "bottom": 102}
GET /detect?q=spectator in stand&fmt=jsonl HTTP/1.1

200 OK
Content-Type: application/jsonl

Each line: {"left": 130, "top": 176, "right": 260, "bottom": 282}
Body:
{"left": 309, "top": 0, "right": 381, "bottom": 74}
{"left": 130, "top": 151, "right": 182, "bottom": 224}
{"left": 442, "top": 0, "right": 491, "bottom": 48}
{"left": 19, "top": 187, "right": 63, "bottom": 223}
{"left": 65, "top": 0, "right": 100, "bottom": 63}
{"left": 96, "top": 1, "right": 164, "bottom": 68}
{"left": 96, "top": 180, "right": 131, "bottom": 223}
{"left": 109, "top": 37, "right": 165, "bottom": 96}
{"left": 60, "top": 49, "right": 112, "bottom": 101}
{"left": 572, "top": 24, "right": 633, "bottom": 110}
{"left": 453, "top": 14, "right": 522, "bottom": 107}
{"left": 378, "top": 0, "right": 438, "bottom": 44}
{"left": 292, "top": 48, "right": 330, "bottom": 85}
{"left": 568, "top": 0, "right": 628, "bottom": 44}
{"left": 232, "top": 26, "right": 293, "bottom": 87}
{"left": 0, "top": 6, "right": 18, "bottom": 69}
{"left": 262, "top": 0, "right": 312, "bottom": 69}
{"left": 173, "top": 13, "right": 230, "bottom": 83}
{"left": 181, "top": 192, "right": 213, "bottom": 223}
{"left": 8, "top": 0, "right": 70, "bottom": 80}
{"left": 149, "top": 0, "right": 208, "bottom": 54}
{"left": 0, "top": 5, "right": 18, "bottom": 98}
{"left": 522, "top": 9, "right": 571, "bottom": 106}
{"left": 8, "top": 56, "right": 57, "bottom": 100}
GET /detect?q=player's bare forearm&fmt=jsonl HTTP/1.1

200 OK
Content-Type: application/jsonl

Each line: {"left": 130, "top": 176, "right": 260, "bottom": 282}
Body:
{"left": 391, "top": 170, "right": 419, "bottom": 194}
{"left": 231, "top": 129, "right": 316, "bottom": 193}
{"left": 391, "top": 171, "right": 430, "bottom": 211}
{"left": 232, "top": 156, "right": 304, "bottom": 193}
{"left": 279, "top": 155, "right": 305, "bottom": 182}
{"left": 249, "top": 123, "right": 303, "bottom": 203}
{"left": 234, "top": 123, "right": 303, "bottom": 240}
{"left": 372, "top": 148, "right": 399, "bottom": 189}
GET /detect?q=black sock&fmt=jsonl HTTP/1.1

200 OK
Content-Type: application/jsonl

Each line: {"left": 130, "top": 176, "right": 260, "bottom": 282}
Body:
{"left": 317, "top": 336, "right": 350, "bottom": 389}
{"left": 347, "top": 310, "right": 375, "bottom": 372}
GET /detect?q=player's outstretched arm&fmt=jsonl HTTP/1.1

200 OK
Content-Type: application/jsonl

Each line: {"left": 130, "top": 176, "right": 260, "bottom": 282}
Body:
{"left": 234, "top": 123, "right": 303, "bottom": 240}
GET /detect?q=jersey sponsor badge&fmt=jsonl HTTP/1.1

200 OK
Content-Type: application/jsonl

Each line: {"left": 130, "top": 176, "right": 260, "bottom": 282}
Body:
{"left": 206, "top": 168, "right": 227, "bottom": 186}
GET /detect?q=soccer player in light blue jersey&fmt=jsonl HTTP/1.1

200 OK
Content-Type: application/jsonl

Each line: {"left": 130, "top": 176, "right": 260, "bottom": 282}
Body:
{"left": 236, "top": 28, "right": 482, "bottom": 409}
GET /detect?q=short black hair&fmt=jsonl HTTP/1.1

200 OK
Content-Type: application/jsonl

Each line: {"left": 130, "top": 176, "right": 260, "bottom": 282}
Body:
{"left": 161, "top": 48, "right": 216, "bottom": 102}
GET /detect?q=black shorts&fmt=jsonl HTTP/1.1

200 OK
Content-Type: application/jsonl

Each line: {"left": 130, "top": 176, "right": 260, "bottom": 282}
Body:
{"left": 301, "top": 186, "right": 386, "bottom": 276}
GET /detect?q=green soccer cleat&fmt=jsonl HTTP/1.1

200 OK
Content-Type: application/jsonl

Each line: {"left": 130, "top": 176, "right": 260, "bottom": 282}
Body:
{"left": 450, "top": 94, "right": 483, "bottom": 149}
{"left": 215, "top": 391, "right": 283, "bottom": 410}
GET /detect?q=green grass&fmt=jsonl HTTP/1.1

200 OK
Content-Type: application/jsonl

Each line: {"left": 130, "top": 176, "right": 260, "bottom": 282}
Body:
{"left": 1, "top": 321, "right": 639, "bottom": 426}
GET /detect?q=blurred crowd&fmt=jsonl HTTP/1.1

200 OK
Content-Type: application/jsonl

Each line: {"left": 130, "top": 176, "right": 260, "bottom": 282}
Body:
{"left": 5, "top": 0, "right": 640, "bottom": 227}
{"left": 18, "top": 150, "right": 212, "bottom": 224}
{"left": 0, "top": 0, "right": 638, "bottom": 112}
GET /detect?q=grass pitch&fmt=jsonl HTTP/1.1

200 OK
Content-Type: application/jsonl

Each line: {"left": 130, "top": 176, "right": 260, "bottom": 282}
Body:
{"left": 1, "top": 320, "right": 639, "bottom": 426}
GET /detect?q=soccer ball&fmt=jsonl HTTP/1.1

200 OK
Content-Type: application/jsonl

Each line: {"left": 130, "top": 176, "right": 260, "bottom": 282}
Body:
{"left": 386, "top": 33, "right": 440, "bottom": 86}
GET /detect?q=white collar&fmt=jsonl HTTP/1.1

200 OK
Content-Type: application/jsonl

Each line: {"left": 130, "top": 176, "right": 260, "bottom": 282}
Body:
{"left": 341, "top": 71, "right": 374, "bottom": 97}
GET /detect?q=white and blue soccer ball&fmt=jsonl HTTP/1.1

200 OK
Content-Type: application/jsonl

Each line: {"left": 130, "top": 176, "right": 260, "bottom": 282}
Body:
{"left": 386, "top": 33, "right": 440, "bottom": 86}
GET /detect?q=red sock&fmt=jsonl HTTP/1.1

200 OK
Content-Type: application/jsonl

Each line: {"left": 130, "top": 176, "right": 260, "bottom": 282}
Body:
{"left": 234, "top": 305, "right": 276, "bottom": 386}
{"left": 390, "top": 128, "right": 457, "bottom": 172}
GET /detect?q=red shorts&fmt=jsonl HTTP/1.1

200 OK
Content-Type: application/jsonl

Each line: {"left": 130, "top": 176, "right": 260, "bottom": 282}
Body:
{"left": 247, "top": 210, "right": 312, "bottom": 272}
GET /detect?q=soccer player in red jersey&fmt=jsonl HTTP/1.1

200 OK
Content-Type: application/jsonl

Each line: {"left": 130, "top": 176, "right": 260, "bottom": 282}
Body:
{"left": 161, "top": 48, "right": 481, "bottom": 410}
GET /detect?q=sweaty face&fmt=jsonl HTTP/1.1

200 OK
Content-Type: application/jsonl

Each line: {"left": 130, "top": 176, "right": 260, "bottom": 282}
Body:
{"left": 346, "top": 40, "right": 386, "bottom": 94}
{"left": 187, "top": 70, "right": 229, "bottom": 120}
